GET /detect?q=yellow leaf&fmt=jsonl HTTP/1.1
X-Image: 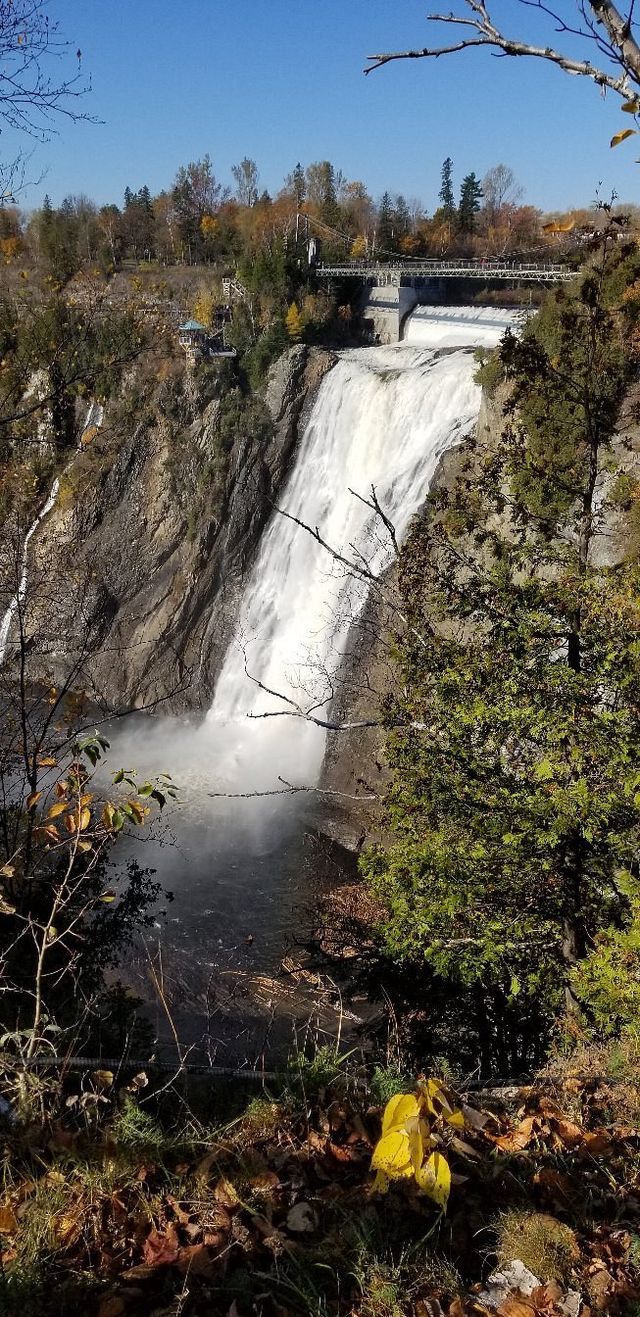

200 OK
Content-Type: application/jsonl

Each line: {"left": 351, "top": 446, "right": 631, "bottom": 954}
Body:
{"left": 443, "top": 1107, "right": 465, "bottom": 1129}
{"left": 79, "top": 808, "right": 91, "bottom": 832}
{"left": 53, "top": 1213, "right": 81, "bottom": 1247}
{"left": 99, "top": 890, "right": 116, "bottom": 903}
{"left": 611, "top": 128, "right": 637, "bottom": 147}
{"left": 34, "top": 824, "right": 60, "bottom": 845}
{"left": 127, "top": 799, "right": 145, "bottom": 825}
{"left": 421, "top": 1078, "right": 443, "bottom": 1116}
{"left": 77, "top": 839, "right": 92, "bottom": 853}
{"left": 415, "top": 1151, "right": 451, "bottom": 1210}
{"left": 37, "top": 756, "right": 57, "bottom": 767}
{"left": 372, "top": 1170, "right": 390, "bottom": 1194}
{"left": 622, "top": 99, "right": 640, "bottom": 114}
{"left": 102, "top": 802, "right": 115, "bottom": 829}
{"left": 381, "top": 1093, "right": 420, "bottom": 1135}
{"left": 47, "top": 801, "right": 67, "bottom": 819}
{"left": 47, "top": 926, "right": 57, "bottom": 942}
{"left": 26, "top": 791, "right": 42, "bottom": 810}
{"left": 370, "top": 1130, "right": 414, "bottom": 1180}
{"left": 79, "top": 793, "right": 93, "bottom": 808}
{"left": 0, "top": 864, "right": 14, "bottom": 878}
{"left": 93, "top": 1069, "right": 114, "bottom": 1087}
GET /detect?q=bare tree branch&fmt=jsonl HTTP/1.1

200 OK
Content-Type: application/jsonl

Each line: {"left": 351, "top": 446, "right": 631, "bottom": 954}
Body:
{"left": 364, "top": 0, "right": 640, "bottom": 96}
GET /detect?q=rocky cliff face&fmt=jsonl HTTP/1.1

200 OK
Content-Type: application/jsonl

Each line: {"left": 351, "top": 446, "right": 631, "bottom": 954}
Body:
{"left": 29, "top": 345, "right": 336, "bottom": 711}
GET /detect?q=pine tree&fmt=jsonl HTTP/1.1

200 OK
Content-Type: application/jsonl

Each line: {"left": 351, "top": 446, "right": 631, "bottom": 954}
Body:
{"left": 362, "top": 236, "right": 640, "bottom": 1073}
{"left": 438, "top": 158, "right": 455, "bottom": 216}
{"left": 376, "top": 191, "right": 396, "bottom": 253}
{"left": 458, "top": 172, "right": 483, "bottom": 233}
{"left": 290, "top": 162, "right": 306, "bottom": 207}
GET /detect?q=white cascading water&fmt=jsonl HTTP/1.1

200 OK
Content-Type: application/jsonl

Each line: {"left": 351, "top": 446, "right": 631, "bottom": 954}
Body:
{"left": 204, "top": 308, "right": 518, "bottom": 791}
{"left": 0, "top": 477, "right": 61, "bottom": 666}
{"left": 0, "top": 402, "right": 104, "bottom": 667}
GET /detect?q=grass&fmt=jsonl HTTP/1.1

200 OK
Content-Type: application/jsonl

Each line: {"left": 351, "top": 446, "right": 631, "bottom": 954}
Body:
{"left": 496, "top": 1209, "right": 579, "bottom": 1284}
{"left": 0, "top": 1054, "right": 639, "bottom": 1315}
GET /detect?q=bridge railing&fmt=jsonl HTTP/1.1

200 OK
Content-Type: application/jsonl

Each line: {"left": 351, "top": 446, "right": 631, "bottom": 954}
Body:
{"left": 315, "top": 259, "right": 572, "bottom": 282}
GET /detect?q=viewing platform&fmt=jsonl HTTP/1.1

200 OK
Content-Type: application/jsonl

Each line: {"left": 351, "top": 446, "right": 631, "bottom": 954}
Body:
{"left": 315, "top": 259, "right": 573, "bottom": 285}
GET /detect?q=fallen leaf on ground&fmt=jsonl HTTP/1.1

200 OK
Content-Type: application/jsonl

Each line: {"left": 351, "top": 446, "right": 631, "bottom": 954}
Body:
{"left": 142, "top": 1224, "right": 179, "bottom": 1267}
{"left": 0, "top": 1203, "right": 18, "bottom": 1234}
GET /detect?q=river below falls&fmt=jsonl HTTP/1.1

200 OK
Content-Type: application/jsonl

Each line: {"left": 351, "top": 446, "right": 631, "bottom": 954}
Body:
{"left": 104, "top": 713, "right": 356, "bottom": 1065}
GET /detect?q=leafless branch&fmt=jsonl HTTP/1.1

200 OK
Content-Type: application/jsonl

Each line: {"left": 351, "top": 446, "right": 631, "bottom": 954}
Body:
{"left": 207, "top": 775, "right": 378, "bottom": 801}
{"left": 364, "top": 0, "right": 640, "bottom": 97}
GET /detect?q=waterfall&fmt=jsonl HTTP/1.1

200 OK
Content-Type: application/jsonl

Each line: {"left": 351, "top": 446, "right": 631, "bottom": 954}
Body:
{"left": 0, "top": 402, "right": 103, "bottom": 667}
{"left": 206, "top": 312, "right": 517, "bottom": 790}
{"left": 0, "top": 477, "right": 61, "bottom": 666}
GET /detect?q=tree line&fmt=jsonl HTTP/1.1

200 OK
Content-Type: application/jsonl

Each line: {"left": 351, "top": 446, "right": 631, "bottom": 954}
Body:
{"left": 0, "top": 153, "right": 597, "bottom": 285}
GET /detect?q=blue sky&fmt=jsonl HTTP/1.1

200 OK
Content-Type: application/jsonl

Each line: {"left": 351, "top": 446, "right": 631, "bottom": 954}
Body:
{"left": 5, "top": 0, "right": 639, "bottom": 213}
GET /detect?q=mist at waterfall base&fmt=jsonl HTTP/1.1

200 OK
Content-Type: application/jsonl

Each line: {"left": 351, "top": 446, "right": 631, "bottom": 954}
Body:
{"left": 107, "top": 311, "right": 517, "bottom": 1043}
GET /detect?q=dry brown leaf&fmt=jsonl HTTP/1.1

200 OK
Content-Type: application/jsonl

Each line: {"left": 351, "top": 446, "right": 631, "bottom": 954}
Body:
{"left": 582, "top": 1130, "right": 613, "bottom": 1156}
{"left": 213, "top": 1177, "right": 239, "bottom": 1207}
{"left": 552, "top": 1117, "right": 584, "bottom": 1148}
{"left": 496, "top": 1299, "right": 537, "bottom": 1317}
{"left": 0, "top": 1203, "right": 18, "bottom": 1234}
{"left": 447, "top": 1300, "right": 467, "bottom": 1317}
{"left": 493, "top": 1116, "right": 538, "bottom": 1152}
{"left": 532, "top": 1280, "right": 563, "bottom": 1305}
{"left": 175, "top": 1243, "right": 217, "bottom": 1277}
{"left": 142, "top": 1223, "right": 179, "bottom": 1267}
{"left": 326, "top": 1140, "right": 363, "bottom": 1164}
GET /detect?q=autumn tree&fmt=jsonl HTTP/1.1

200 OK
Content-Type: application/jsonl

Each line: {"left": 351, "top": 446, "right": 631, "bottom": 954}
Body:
{"left": 172, "top": 155, "right": 229, "bottom": 259}
{"left": 285, "top": 301, "right": 304, "bottom": 341}
{"left": 363, "top": 231, "right": 640, "bottom": 1075}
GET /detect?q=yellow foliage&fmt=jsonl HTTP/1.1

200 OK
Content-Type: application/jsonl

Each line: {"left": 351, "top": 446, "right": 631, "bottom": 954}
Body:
{"left": 192, "top": 289, "right": 214, "bottom": 329}
{"left": 0, "top": 235, "right": 21, "bottom": 263}
{"left": 370, "top": 1080, "right": 463, "bottom": 1210}
{"left": 611, "top": 127, "right": 637, "bottom": 148}
{"left": 350, "top": 235, "right": 367, "bottom": 260}
{"left": 285, "top": 302, "right": 304, "bottom": 342}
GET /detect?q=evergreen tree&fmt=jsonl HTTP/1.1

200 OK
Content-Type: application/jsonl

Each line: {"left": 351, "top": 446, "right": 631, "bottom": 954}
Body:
{"left": 438, "top": 157, "right": 455, "bottom": 216}
{"left": 362, "top": 236, "right": 640, "bottom": 1074}
{"left": 394, "top": 194, "right": 411, "bottom": 242}
{"left": 376, "top": 191, "right": 396, "bottom": 253}
{"left": 458, "top": 172, "right": 483, "bottom": 233}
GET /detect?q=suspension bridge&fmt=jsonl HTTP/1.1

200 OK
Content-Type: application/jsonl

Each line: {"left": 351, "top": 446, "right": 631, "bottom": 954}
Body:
{"left": 315, "top": 258, "right": 573, "bottom": 284}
